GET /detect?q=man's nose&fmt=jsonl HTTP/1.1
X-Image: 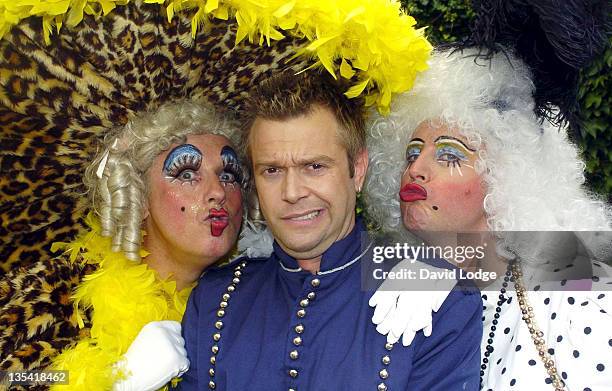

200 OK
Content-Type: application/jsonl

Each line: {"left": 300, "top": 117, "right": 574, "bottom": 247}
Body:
{"left": 281, "top": 169, "right": 308, "bottom": 204}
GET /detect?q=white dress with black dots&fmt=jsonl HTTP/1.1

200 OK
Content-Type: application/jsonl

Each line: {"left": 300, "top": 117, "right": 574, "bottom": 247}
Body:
{"left": 480, "top": 260, "right": 612, "bottom": 391}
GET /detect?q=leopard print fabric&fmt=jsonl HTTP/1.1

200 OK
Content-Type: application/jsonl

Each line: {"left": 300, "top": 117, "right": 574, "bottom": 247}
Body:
{"left": 0, "top": 2, "right": 309, "bottom": 274}
{"left": 0, "top": 255, "right": 96, "bottom": 390}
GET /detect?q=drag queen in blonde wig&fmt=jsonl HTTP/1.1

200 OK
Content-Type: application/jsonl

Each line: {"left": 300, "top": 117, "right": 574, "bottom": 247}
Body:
{"left": 84, "top": 101, "right": 239, "bottom": 263}
{"left": 0, "top": 1, "right": 432, "bottom": 389}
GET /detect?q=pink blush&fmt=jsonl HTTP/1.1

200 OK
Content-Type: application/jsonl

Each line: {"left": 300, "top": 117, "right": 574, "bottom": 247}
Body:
{"left": 438, "top": 177, "right": 483, "bottom": 198}
{"left": 432, "top": 178, "right": 486, "bottom": 216}
{"left": 157, "top": 190, "right": 189, "bottom": 230}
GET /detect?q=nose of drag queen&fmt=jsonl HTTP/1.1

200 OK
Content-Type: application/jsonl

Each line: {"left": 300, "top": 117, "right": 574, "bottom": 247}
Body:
{"left": 204, "top": 174, "right": 227, "bottom": 206}
{"left": 407, "top": 152, "right": 431, "bottom": 183}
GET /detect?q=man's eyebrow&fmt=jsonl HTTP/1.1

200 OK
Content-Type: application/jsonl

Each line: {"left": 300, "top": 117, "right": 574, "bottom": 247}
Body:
{"left": 408, "top": 138, "right": 425, "bottom": 144}
{"left": 254, "top": 155, "right": 336, "bottom": 168}
{"left": 434, "top": 135, "right": 476, "bottom": 152}
{"left": 300, "top": 155, "right": 335, "bottom": 165}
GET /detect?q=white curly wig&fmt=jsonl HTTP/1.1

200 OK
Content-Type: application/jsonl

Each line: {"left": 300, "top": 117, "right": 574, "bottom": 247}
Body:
{"left": 83, "top": 100, "right": 240, "bottom": 261}
{"left": 364, "top": 47, "right": 612, "bottom": 261}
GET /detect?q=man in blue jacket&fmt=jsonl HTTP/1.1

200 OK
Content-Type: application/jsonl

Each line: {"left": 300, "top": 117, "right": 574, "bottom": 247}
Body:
{"left": 179, "top": 71, "right": 482, "bottom": 390}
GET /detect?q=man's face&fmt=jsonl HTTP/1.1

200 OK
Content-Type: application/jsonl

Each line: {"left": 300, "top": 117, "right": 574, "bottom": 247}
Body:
{"left": 250, "top": 105, "right": 368, "bottom": 261}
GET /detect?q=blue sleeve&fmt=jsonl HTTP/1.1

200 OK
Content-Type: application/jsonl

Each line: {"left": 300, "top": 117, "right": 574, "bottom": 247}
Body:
{"left": 408, "top": 289, "right": 483, "bottom": 391}
{"left": 176, "top": 281, "right": 202, "bottom": 390}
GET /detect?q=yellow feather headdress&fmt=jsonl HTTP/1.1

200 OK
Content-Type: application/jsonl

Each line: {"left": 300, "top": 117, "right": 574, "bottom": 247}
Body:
{"left": 0, "top": 1, "right": 431, "bottom": 388}
{"left": 0, "top": 0, "right": 431, "bottom": 114}
{"left": 0, "top": 0, "right": 431, "bottom": 273}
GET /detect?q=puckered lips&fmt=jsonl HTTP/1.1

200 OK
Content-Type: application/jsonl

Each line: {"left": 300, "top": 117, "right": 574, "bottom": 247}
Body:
{"left": 207, "top": 208, "right": 229, "bottom": 237}
{"left": 399, "top": 183, "right": 428, "bottom": 202}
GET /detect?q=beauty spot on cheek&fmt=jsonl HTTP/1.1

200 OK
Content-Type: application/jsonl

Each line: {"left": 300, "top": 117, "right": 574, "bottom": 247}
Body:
{"left": 181, "top": 207, "right": 185, "bottom": 212}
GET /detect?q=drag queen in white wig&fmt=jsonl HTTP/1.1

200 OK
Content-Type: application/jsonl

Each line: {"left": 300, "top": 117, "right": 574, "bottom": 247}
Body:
{"left": 365, "top": 47, "right": 612, "bottom": 391}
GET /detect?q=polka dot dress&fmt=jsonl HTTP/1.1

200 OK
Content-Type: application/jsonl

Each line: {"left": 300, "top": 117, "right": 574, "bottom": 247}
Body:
{"left": 480, "top": 260, "right": 612, "bottom": 390}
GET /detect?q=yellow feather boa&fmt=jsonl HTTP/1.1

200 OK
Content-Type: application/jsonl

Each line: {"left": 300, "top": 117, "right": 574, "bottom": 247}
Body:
{"left": 48, "top": 215, "right": 193, "bottom": 390}
{"left": 0, "top": 0, "right": 431, "bottom": 114}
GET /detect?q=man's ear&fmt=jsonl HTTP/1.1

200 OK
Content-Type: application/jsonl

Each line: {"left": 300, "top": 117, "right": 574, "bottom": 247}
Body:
{"left": 353, "top": 148, "right": 369, "bottom": 192}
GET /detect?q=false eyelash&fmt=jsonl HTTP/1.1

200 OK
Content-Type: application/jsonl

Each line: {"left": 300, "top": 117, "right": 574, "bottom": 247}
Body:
{"left": 406, "top": 155, "right": 420, "bottom": 166}
{"left": 221, "top": 146, "right": 245, "bottom": 184}
{"left": 165, "top": 153, "right": 202, "bottom": 178}
{"left": 444, "top": 160, "right": 462, "bottom": 168}
{"left": 437, "top": 153, "right": 465, "bottom": 169}
{"left": 224, "top": 164, "right": 244, "bottom": 184}
{"left": 405, "top": 146, "right": 422, "bottom": 165}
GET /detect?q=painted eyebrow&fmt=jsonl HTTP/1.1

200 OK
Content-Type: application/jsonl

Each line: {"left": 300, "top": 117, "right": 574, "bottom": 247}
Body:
{"left": 433, "top": 136, "right": 476, "bottom": 152}
{"left": 407, "top": 138, "right": 425, "bottom": 144}
{"left": 162, "top": 144, "right": 203, "bottom": 173}
{"left": 220, "top": 145, "right": 240, "bottom": 165}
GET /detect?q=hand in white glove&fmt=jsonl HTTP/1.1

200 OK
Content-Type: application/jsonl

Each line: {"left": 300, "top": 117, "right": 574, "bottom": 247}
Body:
{"left": 369, "top": 259, "right": 456, "bottom": 346}
{"left": 113, "top": 320, "right": 190, "bottom": 391}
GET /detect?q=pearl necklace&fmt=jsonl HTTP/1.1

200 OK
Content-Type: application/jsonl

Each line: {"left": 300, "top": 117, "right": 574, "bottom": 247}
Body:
{"left": 512, "top": 262, "right": 565, "bottom": 391}
{"left": 480, "top": 262, "right": 511, "bottom": 388}
{"left": 480, "top": 261, "right": 566, "bottom": 391}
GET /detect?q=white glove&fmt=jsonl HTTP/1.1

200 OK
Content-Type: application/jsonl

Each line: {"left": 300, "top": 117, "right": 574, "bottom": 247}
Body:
{"left": 369, "top": 260, "right": 456, "bottom": 346}
{"left": 113, "top": 320, "right": 190, "bottom": 391}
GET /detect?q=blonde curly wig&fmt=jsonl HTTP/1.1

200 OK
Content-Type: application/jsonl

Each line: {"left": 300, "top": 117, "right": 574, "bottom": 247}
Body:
{"left": 83, "top": 100, "right": 240, "bottom": 261}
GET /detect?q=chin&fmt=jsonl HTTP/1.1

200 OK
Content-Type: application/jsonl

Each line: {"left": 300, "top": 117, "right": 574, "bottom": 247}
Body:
{"left": 286, "top": 241, "right": 318, "bottom": 254}
{"left": 203, "top": 238, "right": 234, "bottom": 255}
{"left": 281, "top": 237, "right": 324, "bottom": 257}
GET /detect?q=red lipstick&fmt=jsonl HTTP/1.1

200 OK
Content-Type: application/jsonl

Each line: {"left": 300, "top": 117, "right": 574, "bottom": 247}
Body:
{"left": 399, "top": 183, "right": 427, "bottom": 202}
{"left": 208, "top": 208, "right": 229, "bottom": 237}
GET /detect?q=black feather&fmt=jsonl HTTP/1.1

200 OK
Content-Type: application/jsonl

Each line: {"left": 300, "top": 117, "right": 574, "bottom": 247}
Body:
{"left": 466, "top": 0, "right": 611, "bottom": 137}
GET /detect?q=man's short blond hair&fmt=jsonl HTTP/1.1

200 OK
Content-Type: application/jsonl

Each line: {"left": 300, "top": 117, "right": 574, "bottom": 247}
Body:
{"left": 241, "top": 71, "right": 366, "bottom": 177}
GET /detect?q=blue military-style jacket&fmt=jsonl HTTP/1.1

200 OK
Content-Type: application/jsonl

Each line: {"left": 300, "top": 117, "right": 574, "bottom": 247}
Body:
{"left": 180, "top": 220, "right": 482, "bottom": 390}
